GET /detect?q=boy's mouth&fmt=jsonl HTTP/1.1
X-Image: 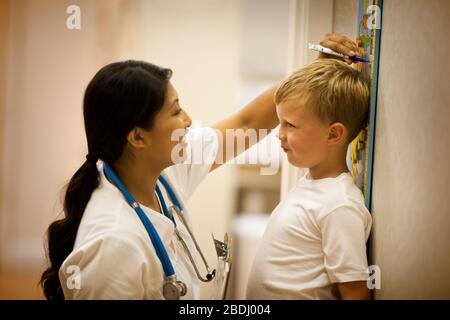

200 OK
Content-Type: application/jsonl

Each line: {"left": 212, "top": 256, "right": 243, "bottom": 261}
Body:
{"left": 281, "top": 144, "right": 290, "bottom": 152}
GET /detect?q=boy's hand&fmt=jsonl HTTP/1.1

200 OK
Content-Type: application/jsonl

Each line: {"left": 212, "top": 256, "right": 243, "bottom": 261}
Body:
{"left": 318, "top": 33, "right": 358, "bottom": 65}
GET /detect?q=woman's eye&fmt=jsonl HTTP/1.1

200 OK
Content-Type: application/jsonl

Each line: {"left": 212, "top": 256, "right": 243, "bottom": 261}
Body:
{"left": 174, "top": 108, "right": 182, "bottom": 116}
{"left": 285, "top": 122, "right": 294, "bottom": 128}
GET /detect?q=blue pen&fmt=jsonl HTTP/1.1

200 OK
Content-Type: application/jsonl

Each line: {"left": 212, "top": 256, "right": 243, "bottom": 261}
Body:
{"left": 308, "top": 43, "right": 370, "bottom": 63}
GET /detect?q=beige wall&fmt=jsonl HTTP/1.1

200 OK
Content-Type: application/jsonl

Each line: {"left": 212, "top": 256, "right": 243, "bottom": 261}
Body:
{"left": 332, "top": 0, "right": 450, "bottom": 299}
{"left": 0, "top": 0, "right": 9, "bottom": 269}
{"left": 332, "top": 0, "right": 358, "bottom": 39}
{"left": 371, "top": 0, "right": 450, "bottom": 299}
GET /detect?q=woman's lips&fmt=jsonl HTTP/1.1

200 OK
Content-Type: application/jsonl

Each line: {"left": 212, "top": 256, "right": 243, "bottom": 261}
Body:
{"left": 180, "top": 134, "right": 188, "bottom": 148}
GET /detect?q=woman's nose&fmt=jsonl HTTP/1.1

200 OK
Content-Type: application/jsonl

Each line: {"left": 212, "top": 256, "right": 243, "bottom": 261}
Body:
{"left": 184, "top": 111, "right": 192, "bottom": 128}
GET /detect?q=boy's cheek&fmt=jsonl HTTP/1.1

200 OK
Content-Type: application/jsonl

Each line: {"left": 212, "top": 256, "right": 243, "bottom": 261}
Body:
{"left": 286, "top": 146, "right": 302, "bottom": 161}
{"left": 288, "top": 140, "right": 303, "bottom": 154}
{"left": 286, "top": 150, "right": 307, "bottom": 168}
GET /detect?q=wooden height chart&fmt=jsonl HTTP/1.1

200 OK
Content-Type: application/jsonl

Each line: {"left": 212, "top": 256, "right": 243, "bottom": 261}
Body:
{"left": 349, "top": 0, "right": 383, "bottom": 210}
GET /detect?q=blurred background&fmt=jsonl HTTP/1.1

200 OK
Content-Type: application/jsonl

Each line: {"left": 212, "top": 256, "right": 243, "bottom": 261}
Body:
{"left": 1, "top": 0, "right": 450, "bottom": 300}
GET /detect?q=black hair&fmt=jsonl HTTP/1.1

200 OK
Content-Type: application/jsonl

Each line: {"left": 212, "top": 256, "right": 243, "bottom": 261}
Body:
{"left": 40, "top": 60, "right": 172, "bottom": 300}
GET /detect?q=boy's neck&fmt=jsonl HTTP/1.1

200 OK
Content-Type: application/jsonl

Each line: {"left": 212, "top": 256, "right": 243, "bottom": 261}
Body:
{"left": 307, "top": 151, "right": 349, "bottom": 180}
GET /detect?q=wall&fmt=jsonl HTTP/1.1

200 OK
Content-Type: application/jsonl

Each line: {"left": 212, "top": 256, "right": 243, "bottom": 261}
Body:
{"left": 332, "top": 0, "right": 358, "bottom": 39}
{"left": 0, "top": 0, "right": 10, "bottom": 270}
{"left": 371, "top": 0, "right": 450, "bottom": 299}
{"left": 332, "top": 0, "right": 450, "bottom": 299}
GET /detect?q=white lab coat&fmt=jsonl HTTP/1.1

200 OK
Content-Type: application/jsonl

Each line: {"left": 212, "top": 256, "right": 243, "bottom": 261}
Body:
{"left": 59, "top": 127, "right": 219, "bottom": 299}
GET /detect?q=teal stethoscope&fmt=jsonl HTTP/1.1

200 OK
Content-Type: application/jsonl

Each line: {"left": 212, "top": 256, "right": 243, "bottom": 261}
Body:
{"left": 103, "top": 163, "right": 216, "bottom": 300}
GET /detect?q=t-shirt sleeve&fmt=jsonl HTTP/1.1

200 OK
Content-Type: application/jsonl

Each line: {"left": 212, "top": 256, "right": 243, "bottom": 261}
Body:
{"left": 319, "top": 205, "right": 371, "bottom": 283}
{"left": 59, "top": 233, "right": 162, "bottom": 299}
{"left": 165, "top": 127, "right": 219, "bottom": 200}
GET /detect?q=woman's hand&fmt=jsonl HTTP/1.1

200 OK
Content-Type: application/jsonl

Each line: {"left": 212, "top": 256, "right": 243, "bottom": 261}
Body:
{"left": 318, "top": 33, "right": 358, "bottom": 65}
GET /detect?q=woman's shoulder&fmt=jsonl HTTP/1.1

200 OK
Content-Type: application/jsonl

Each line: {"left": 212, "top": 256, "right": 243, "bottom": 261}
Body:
{"left": 73, "top": 180, "right": 149, "bottom": 251}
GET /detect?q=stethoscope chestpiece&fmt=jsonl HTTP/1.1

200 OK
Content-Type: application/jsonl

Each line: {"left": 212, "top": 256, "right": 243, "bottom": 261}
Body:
{"left": 163, "top": 275, "right": 187, "bottom": 300}
{"left": 170, "top": 205, "right": 217, "bottom": 283}
{"left": 206, "top": 269, "right": 216, "bottom": 281}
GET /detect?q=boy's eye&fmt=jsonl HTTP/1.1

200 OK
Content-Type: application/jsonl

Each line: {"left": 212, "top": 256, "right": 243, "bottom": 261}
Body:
{"left": 285, "top": 121, "right": 295, "bottom": 128}
{"left": 173, "top": 108, "right": 182, "bottom": 116}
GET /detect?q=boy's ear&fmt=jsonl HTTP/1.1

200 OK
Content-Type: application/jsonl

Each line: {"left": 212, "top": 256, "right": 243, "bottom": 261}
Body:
{"left": 327, "top": 122, "right": 346, "bottom": 145}
{"left": 126, "top": 127, "right": 149, "bottom": 149}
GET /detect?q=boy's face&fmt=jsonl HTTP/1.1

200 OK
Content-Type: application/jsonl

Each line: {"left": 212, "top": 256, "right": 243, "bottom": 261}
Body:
{"left": 276, "top": 98, "right": 330, "bottom": 169}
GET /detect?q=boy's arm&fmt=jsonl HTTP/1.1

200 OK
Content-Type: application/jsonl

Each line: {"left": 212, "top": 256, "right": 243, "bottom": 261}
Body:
{"left": 210, "top": 33, "right": 357, "bottom": 171}
{"left": 338, "top": 281, "right": 372, "bottom": 300}
{"left": 319, "top": 205, "right": 372, "bottom": 300}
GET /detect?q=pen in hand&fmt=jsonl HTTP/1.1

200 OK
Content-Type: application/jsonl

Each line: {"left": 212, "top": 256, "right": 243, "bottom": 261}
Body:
{"left": 308, "top": 43, "right": 370, "bottom": 63}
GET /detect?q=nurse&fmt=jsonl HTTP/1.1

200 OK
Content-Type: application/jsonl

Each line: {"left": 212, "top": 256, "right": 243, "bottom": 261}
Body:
{"left": 40, "top": 34, "right": 358, "bottom": 300}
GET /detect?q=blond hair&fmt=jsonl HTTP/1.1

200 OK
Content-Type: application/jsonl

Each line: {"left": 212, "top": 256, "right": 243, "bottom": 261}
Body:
{"left": 275, "top": 59, "right": 369, "bottom": 141}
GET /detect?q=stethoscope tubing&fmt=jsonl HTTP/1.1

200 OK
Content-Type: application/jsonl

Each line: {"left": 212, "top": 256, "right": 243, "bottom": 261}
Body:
{"left": 103, "top": 163, "right": 215, "bottom": 283}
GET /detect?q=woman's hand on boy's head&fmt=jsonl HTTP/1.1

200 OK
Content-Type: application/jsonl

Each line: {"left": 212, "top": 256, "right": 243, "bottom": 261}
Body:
{"left": 318, "top": 33, "right": 358, "bottom": 65}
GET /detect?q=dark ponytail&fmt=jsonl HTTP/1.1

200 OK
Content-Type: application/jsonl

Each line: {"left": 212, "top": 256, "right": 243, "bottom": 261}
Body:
{"left": 40, "top": 60, "right": 172, "bottom": 300}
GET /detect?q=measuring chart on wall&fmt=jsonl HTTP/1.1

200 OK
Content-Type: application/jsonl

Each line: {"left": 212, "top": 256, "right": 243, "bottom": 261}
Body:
{"left": 348, "top": 0, "right": 383, "bottom": 210}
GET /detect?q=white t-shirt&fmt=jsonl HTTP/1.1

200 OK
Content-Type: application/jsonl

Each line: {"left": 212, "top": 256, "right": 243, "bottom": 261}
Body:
{"left": 246, "top": 172, "right": 372, "bottom": 300}
{"left": 59, "top": 127, "right": 219, "bottom": 299}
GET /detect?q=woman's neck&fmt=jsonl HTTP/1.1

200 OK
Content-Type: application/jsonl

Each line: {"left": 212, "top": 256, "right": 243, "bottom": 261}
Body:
{"left": 112, "top": 156, "right": 163, "bottom": 213}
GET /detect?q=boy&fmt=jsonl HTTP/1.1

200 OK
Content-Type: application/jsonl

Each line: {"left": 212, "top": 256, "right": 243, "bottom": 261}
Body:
{"left": 246, "top": 59, "right": 372, "bottom": 300}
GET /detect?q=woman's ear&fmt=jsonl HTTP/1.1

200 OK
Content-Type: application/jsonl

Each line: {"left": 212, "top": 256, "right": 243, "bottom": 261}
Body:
{"left": 126, "top": 127, "right": 149, "bottom": 149}
{"left": 327, "top": 122, "right": 346, "bottom": 145}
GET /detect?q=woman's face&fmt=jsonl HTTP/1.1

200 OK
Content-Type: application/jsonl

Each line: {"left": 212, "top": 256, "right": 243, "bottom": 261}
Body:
{"left": 144, "top": 82, "right": 192, "bottom": 168}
